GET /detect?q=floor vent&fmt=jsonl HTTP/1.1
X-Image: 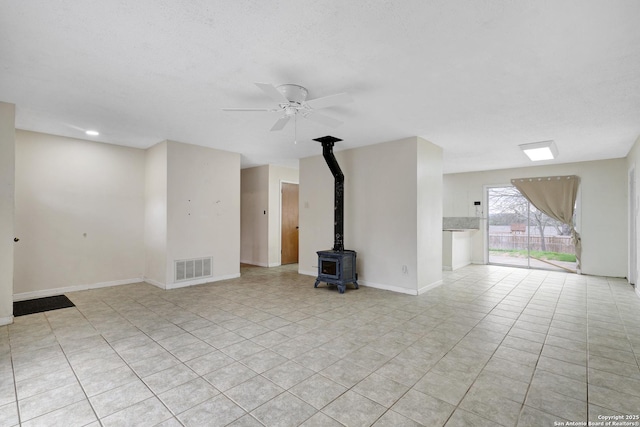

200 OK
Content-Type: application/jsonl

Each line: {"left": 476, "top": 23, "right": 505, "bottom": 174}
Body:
{"left": 175, "top": 257, "right": 212, "bottom": 282}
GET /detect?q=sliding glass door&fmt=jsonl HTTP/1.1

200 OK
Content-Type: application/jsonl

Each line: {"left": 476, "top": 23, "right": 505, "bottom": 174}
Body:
{"left": 487, "top": 186, "right": 577, "bottom": 272}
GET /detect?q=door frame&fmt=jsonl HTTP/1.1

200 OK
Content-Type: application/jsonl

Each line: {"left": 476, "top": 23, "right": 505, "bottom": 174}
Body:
{"left": 485, "top": 183, "right": 532, "bottom": 268}
{"left": 629, "top": 167, "right": 637, "bottom": 285}
{"left": 485, "top": 182, "right": 580, "bottom": 272}
{"left": 279, "top": 180, "right": 299, "bottom": 265}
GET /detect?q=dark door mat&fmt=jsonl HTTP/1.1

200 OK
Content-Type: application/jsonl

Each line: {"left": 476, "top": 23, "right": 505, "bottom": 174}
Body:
{"left": 14, "top": 295, "right": 75, "bottom": 317}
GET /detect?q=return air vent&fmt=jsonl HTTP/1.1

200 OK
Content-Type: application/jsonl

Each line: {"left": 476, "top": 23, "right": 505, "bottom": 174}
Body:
{"left": 175, "top": 257, "right": 212, "bottom": 283}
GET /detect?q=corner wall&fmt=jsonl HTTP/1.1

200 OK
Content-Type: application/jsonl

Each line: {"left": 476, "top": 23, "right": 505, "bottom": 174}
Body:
{"left": 417, "top": 138, "right": 443, "bottom": 292}
{"left": 299, "top": 137, "right": 443, "bottom": 294}
{"left": 12, "top": 134, "right": 241, "bottom": 297}
{"left": 0, "top": 103, "right": 15, "bottom": 325}
{"left": 14, "top": 131, "right": 146, "bottom": 299}
{"left": 166, "top": 141, "right": 241, "bottom": 287}
{"left": 144, "top": 141, "right": 168, "bottom": 287}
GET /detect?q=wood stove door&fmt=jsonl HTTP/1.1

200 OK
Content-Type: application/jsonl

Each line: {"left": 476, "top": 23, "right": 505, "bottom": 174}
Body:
{"left": 281, "top": 182, "right": 299, "bottom": 264}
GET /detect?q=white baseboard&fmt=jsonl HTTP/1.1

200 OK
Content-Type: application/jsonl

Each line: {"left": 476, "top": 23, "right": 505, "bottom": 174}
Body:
{"left": 144, "top": 277, "right": 166, "bottom": 289}
{"left": 241, "top": 260, "right": 267, "bottom": 267}
{"left": 451, "top": 262, "right": 471, "bottom": 271}
{"left": 417, "top": 279, "right": 444, "bottom": 295}
{"left": 165, "top": 273, "right": 241, "bottom": 290}
{"left": 240, "top": 260, "right": 282, "bottom": 268}
{"left": 298, "top": 269, "right": 442, "bottom": 296}
{"left": 356, "top": 279, "right": 419, "bottom": 296}
{"left": 298, "top": 268, "right": 317, "bottom": 277}
{"left": 13, "top": 277, "right": 144, "bottom": 301}
{"left": 0, "top": 316, "right": 13, "bottom": 326}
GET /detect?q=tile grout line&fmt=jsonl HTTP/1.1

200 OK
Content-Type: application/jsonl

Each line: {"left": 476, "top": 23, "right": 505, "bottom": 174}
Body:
{"left": 74, "top": 293, "right": 179, "bottom": 425}
{"left": 516, "top": 270, "right": 571, "bottom": 425}
{"left": 376, "top": 267, "right": 548, "bottom": 426}
{"left": 8, "top": 329, "right": 22, "bottom": 427}
{"left": 8, "top": 265, "right": 640, "bottom": 427}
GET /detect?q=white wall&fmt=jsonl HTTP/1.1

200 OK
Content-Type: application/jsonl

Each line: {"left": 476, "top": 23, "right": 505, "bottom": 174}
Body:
{"left": 300, "top": 137, "right": 442, "bottom": 294}
{"left": 14, "top": 131, "right": 146, "bottom": 299}
{"left": 268, "top": 165, "right": 299, "bottom": 266}
{"left": 300, "top": 151, "right": 335, "bottom": 273}
{"left": 345, "top": 138, "right": 419, "bottom": 292}
{"left": 11, "top": 134, "right": 241, "bottom": 297}
{"left": 0, "top": 102, "right": 15, "bottom": 325}
{"left": 166, "top": 141, "right": 241, "bottom": 287}
{"left": 626, "top": 135, "right": 640, "bottom": 297}
{"left": 144, "top": 141, "right": 168, "bottom": 287}
{"left": 417, "top": 138, "right": 443, "bottom": 291}
{"left": 240, "top": 165, "right": 269, "bottom": 266}
{"left": 444, "top": 158, "right": 628, "bottom": 278}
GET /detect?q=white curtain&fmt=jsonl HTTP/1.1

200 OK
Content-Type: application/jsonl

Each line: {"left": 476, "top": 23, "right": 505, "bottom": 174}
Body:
{"left": 511, "top": 175, "right": 581, "bottom": 271}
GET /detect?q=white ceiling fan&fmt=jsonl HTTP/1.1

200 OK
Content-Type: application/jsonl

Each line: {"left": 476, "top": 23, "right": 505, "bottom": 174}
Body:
{"left": 222, "top": 83, "right": 353, "bottom": 131}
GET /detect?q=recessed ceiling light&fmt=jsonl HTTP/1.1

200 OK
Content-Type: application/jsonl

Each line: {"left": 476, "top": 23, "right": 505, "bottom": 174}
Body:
{"left": 519, "top": 140, "right": 558, "bottom": 161}
{"left": 85, "top": 130, "right": 100, "bottom": 136}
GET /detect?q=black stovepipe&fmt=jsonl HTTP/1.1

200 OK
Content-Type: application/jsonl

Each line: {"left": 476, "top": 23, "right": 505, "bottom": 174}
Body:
{"left": 315, "top": 136, "right": 344, "bottom": 252}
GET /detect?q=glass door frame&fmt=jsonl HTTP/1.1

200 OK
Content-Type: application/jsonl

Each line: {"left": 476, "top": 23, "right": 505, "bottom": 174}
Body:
{"left": 485, "top": 183, "right": 534, "bottom": 269}
{"left": 484, "top": 182, "right": 581, "bottom": 273}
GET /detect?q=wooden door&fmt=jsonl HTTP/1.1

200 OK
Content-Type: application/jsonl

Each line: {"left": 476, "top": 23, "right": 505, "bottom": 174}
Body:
{"left": 281, "top": 183, "right": 299, "bottom": 264}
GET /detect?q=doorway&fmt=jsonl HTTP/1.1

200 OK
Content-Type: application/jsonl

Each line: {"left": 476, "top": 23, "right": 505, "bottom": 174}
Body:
{"left": 487, "top": 185, "right": 577, "bottom": 272}
{"left": 281, "top": 182, "right": 299, "bottom": 265}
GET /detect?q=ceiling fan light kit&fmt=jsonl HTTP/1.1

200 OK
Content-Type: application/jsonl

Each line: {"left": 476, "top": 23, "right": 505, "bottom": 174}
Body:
{"left": 223, "top": 82, "right": 352, "bottom": 132}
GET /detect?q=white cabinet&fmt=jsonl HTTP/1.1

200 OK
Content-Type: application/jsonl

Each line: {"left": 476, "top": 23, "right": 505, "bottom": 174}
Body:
{"left": 442, "top": 230, "right": 475, "bottom": 271}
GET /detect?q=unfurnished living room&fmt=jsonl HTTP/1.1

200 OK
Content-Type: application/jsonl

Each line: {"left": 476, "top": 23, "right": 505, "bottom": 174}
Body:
{"left": 1, "top": 1, "right": 640, "bottom": 426}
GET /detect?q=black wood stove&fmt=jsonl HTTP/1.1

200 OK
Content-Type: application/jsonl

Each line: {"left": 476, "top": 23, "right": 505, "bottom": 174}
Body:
{"left": 313, "top": 136, "right": 358, "bottom": 294}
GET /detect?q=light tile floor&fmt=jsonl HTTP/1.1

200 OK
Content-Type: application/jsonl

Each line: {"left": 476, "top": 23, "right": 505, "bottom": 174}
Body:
{"left": 2, "top": 264, "right": 640, "bottom": 426}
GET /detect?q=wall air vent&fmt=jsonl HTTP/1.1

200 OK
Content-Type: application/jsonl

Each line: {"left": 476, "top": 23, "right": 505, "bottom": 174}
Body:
{"left": 175, "top": 257, "right": 212, "bottom": 283}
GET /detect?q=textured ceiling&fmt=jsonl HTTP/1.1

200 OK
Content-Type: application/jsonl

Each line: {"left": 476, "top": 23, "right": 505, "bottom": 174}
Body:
{"left": 1, "top": 1, "right": 639, "bottom": 173}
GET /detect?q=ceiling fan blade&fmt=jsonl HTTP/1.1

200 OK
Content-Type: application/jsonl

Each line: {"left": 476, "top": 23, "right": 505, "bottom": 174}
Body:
{"left": 255, "top": 82, "right": 289, "bottom": 103}
{"left": 303, "top": 111, "right": 343, "bottom": 128}
{"left": 305, "top": 92, "right": 352, "bottom": 110}
{"left": 270, "top": 116, "right": 291, "bottom": 131}
{"left": 222, "top": 108, "right": 273, "bottom": 111}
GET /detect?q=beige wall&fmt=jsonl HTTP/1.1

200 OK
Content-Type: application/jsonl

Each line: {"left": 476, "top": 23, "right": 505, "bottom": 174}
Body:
{"left": 444, "top": 158, "right": 628, "bottom": 278}
{"left": 14, "top": 131, "right": 146, "bottom": 298}
{"left": 12, "top": 134, "right": 241, "bottom": 297}
{"left": 0, "top": 103, "right": 15, "bottom": 324}
{"left": 144, "top": 141, "right": 168, "bottom": 287}
{"left": 626, "top": 135, "right": 640, "bottom": 297}
{"left": 241, "top": 165, "right": 269, "bottom": 266}
{"left": 417, "top": 138, "right": 444, "bottom": 290}
{"left": 166, "top": 141, "right": 241, "bottom": 287}
{"left": 300, "top": 137, "right": 442, "bottom": 294}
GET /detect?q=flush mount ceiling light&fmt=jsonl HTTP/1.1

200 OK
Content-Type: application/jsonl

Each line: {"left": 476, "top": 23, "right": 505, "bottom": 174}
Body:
{"left": 85, "top": 130, "right": 99, "bottom": 136}
{"left": 519, "top": 140, "right": 558, "bottom": 161}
